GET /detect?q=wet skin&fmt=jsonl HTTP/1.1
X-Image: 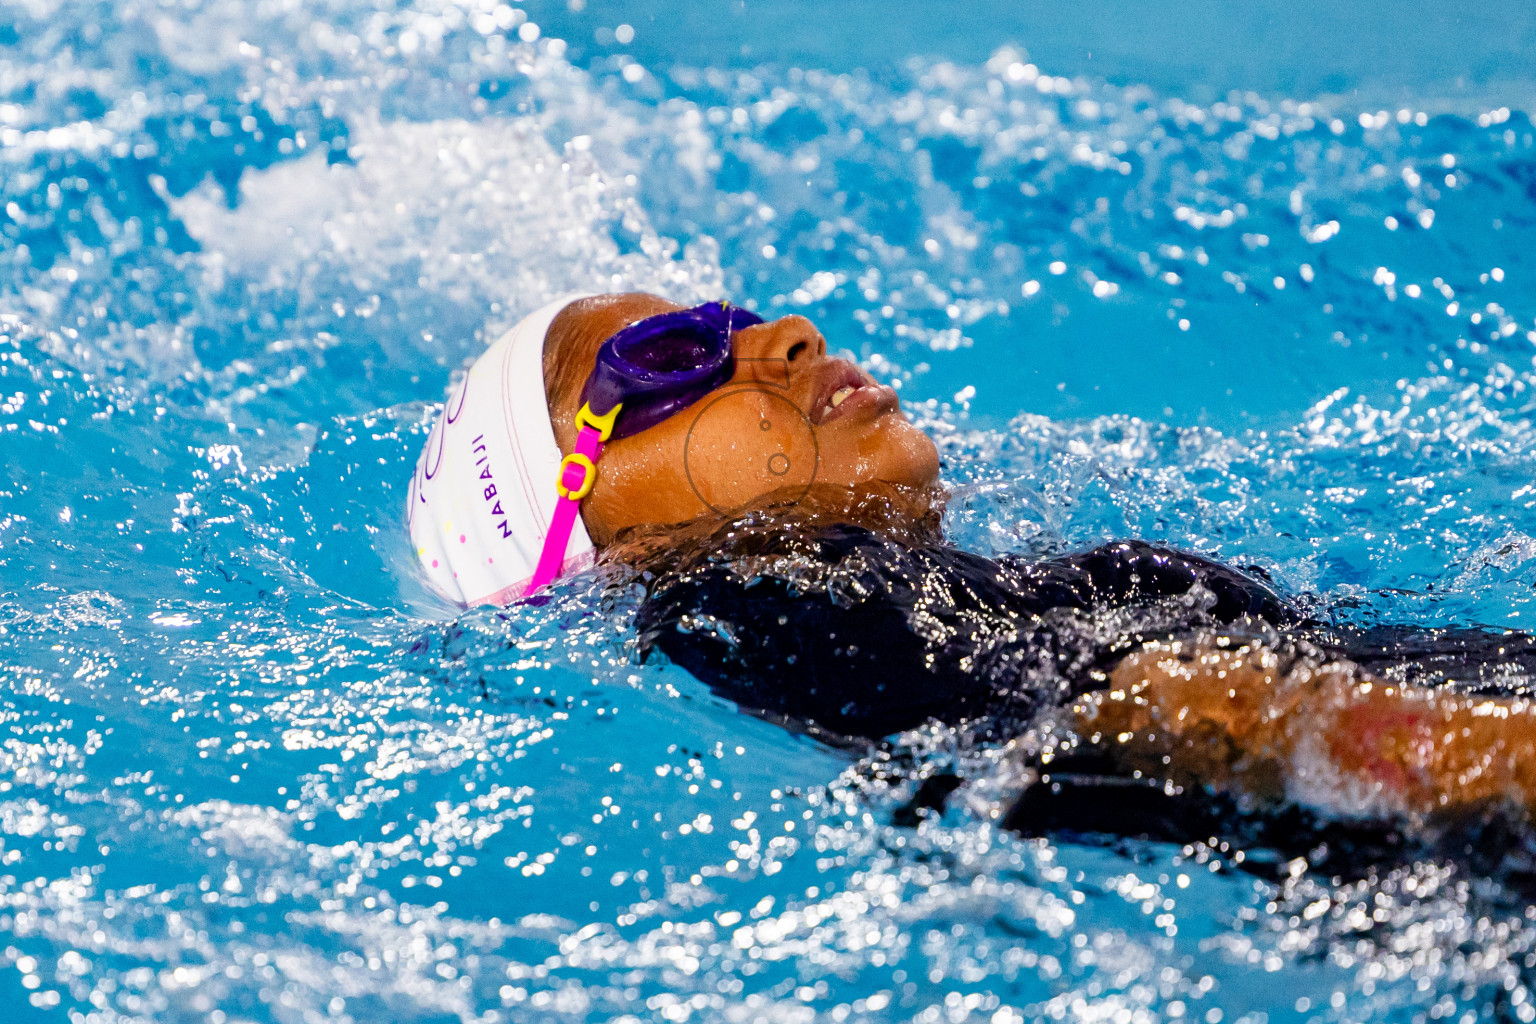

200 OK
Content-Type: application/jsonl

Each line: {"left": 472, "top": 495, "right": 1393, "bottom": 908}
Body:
{"left": 1081, "top": 639, "right": 1536, "bottom": 822}
{"left": 542, "top": 292, "right": 1536, "bottom": 827}
{"left": 542, "top": 293, "right": 941, "bottom": 545}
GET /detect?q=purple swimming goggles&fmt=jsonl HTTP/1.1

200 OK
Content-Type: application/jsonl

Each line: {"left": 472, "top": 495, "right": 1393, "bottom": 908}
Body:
{"left": 529, "top": 300, "right": 764, "bottom": 590}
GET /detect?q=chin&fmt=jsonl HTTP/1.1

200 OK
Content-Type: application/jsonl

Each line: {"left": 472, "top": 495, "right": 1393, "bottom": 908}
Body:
{"left": 885, "top": 460, "right": 941, "bottom": 491}
{"left": 873, "top": 420, "right": 941, "bottom": 490}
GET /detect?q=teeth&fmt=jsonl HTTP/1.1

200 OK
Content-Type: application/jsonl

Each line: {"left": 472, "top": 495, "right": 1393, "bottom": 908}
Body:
{"left": 829, "top": 386, "right": 856, "bottom": 408}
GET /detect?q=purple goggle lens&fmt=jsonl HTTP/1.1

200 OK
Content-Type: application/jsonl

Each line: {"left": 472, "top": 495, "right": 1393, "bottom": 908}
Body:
{"left": 580, "top": 301, "right": 764, "bottom": 441}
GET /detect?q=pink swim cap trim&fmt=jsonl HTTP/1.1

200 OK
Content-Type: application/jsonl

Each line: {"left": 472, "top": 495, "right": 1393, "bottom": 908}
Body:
{"left": 467, "top": 549, "right": 597, "bottom": 607}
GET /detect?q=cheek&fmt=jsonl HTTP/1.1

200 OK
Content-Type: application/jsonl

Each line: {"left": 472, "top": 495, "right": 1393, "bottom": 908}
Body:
{"left": 586, "top": 390, "right": 820, "bottom": 531}
{"left": 680, "top": 389, "right": 821, "bottom": 513}
{"left": 585, "top": 426, "right": 701, "bottom": 535}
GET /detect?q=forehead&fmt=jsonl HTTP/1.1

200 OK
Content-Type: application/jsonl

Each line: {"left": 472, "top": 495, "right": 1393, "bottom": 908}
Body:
{"left": 547, "top": 293, "right": 683, "bottom": 371}
{"left": 543, "top": 293, "right": 689, "bottom": 421}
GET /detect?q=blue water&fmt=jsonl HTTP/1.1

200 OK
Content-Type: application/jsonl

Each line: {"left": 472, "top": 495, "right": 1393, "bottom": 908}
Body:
{"left": 4, "top": 1, "right": 1536, "bottom": 1021}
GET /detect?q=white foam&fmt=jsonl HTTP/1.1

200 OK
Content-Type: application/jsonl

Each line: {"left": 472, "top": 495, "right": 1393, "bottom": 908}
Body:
{"left": 175, "top": 116, "right": 723, "bottom": 336}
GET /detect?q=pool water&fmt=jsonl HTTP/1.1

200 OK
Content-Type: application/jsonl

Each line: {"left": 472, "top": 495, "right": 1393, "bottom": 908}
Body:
{"left": 4, "top": 1, "right": 1536, "bottom": 1021}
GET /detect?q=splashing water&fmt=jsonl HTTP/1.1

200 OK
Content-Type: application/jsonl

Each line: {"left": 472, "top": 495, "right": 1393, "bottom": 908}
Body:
{"left": 4, "top": 0, "right": 1536, "bottom": 1021}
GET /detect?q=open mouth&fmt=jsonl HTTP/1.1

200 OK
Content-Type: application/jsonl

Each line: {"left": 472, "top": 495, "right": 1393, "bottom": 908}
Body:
{"left": 810, "top": 359, "right": 898, "bottom": 425}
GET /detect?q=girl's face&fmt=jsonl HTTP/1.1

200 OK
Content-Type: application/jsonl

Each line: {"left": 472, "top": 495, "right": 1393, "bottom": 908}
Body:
{"left": 543, "top": 293, "right": 942, "bottom": 544}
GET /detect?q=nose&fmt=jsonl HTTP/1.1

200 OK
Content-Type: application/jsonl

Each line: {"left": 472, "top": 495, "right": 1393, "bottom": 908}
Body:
{"left": 733, "top": 315, "right": 826, "bottom": 385}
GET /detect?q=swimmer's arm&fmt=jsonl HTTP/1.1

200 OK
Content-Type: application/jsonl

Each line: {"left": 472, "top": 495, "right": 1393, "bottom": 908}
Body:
{"left": 1075, "top": 641, "right": 1536, "bottom": 820}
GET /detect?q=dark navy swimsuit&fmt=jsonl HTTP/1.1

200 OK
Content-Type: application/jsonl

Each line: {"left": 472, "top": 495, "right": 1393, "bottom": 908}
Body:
{"left": 637, "top": 523, "right": 1536, "bottom": 743}
{"left": 636, "top": 522, "right": 1536, "bottom": 871}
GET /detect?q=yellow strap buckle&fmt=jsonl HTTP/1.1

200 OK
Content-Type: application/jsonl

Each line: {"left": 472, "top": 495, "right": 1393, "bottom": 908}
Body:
{"left": 556, "top": 453, "right": 598, "bottom": 501}
{"left": 573, "top": 401, "right": 621, "bottom": 442}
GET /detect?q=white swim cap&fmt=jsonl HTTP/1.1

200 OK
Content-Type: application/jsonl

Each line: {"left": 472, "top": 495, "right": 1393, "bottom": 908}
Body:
{"left": 408, "top": 293, "right": 598, "bottom": 606}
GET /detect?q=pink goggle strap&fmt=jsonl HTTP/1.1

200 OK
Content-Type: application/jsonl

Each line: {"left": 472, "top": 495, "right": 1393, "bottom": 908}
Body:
{"left": 527, "top": 424, "right": 606, "bottom": 593}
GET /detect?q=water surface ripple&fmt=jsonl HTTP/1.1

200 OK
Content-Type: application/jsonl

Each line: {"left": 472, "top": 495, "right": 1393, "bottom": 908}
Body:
{"left": 3, "top": 1, "right": 1536, "bottom": 1021}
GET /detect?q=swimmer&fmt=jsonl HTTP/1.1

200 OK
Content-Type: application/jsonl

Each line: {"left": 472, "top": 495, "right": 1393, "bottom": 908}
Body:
{"left": 409, "top": 292, "right": 1536, "bottom": 841}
